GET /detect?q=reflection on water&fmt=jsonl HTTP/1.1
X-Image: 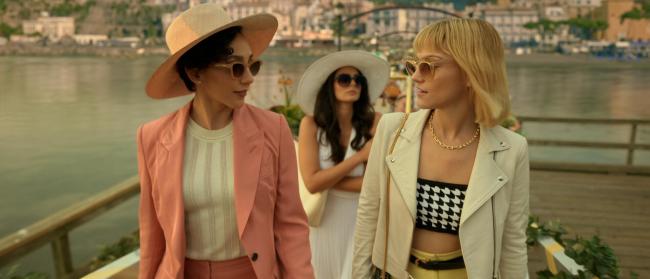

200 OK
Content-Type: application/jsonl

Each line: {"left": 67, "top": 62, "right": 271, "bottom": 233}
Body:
{"left": 0, "top": 50, "right": 649, "bottom": 275}
{"left": 507, "top": 59, "right": 650, "bottom": 119}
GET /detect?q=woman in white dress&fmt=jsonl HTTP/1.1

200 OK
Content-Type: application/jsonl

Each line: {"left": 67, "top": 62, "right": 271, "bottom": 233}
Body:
{"left": 296, "top": 50, "right": 390, "bottom": 279}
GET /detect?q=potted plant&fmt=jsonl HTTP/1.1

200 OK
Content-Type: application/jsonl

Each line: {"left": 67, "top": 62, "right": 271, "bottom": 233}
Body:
{"left": 269, "top": 71, "right": 305, "bottom": 137}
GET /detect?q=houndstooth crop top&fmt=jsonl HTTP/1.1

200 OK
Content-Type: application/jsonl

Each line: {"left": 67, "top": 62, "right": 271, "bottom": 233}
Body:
{"left": 415, "top": 178, "right": 467, "bottom": 235}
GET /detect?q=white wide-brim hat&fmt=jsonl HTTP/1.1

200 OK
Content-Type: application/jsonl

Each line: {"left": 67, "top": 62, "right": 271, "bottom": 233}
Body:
{"left": 146, "top": 4, "right": 278, "bottom": 99}
{"left": 296, "top": 50, "right": 390, "bottom": 116}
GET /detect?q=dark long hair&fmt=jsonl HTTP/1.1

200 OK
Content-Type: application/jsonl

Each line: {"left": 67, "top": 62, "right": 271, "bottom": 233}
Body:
{"left": 176, "top": 26, "right": 242, "bottom": 91}
{"left": 313, "top": 69, "right": 375, "bottom": 164}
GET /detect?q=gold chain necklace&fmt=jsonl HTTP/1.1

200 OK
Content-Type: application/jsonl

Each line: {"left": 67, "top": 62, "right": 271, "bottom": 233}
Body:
{"left": 428, "top": 113, "right": 480, "bottom": 150}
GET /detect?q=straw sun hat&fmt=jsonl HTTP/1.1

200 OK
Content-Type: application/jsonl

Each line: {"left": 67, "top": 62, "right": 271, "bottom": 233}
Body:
{"left": 146, "top": 4, "right": 278, "bottom": 99}
{"left": 296, "top": 50, "right": 390, "bottom": 116}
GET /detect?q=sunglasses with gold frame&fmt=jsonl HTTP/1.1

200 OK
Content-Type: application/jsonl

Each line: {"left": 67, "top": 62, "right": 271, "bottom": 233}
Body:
{"left": 212, "top": 60, "right": 262, "bottom": 79}
{"left": 402, "top": 58, "right": 445, "bottom": 76}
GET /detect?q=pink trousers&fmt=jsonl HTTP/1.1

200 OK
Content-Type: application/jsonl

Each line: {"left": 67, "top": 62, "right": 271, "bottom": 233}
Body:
{"left": 184, "top": 256, "right": 257, "bottom": 279}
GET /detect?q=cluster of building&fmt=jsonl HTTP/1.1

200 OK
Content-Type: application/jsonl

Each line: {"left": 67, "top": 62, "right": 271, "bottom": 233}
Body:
{"left": 2, "top": 0, "right": 649, "bottom": 51}
{"left": 156, "top": 0, "right": 649, "bottom": 48}
{"left": 5, "top": 11, "right": 140, "bottom": 48}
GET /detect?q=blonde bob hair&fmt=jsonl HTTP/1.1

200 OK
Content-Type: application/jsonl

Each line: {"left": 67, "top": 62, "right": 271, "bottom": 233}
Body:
{"left": 413, "top": 18, "right": 510, "bottom": 127}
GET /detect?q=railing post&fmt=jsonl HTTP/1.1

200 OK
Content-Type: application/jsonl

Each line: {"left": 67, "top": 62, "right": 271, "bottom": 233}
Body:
{"left": 538, "top": 236, "right": 584, "bottom": 275}
{"left": 51, "top": 234, "right": 73, "bottom": 278}
{"left": 337, "top": 14, "right": 342, "bottom": 51}
{"left": 627, "top": 123, "right": 637, "bottom": 166}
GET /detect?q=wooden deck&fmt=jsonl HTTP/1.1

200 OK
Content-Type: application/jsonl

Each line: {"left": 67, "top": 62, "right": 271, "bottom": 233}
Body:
{"left": 527, "top": 170, "right": 650, "bottom": 278}
{"left": 85, "top": 170, "right": 650, "bottom": 278}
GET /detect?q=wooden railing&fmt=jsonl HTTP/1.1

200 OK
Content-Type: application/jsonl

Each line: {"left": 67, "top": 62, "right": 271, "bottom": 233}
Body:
{"left": 537, "top": 236, "right": 584, "bottom": 276}
{"left": 519, "top": 116, "right": 650, "bottom": 175}
{"left": 0, "top": 176, "right": 140, "bottom": 278}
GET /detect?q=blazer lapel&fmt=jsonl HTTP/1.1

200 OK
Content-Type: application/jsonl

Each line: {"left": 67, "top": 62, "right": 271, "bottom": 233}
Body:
{"left": 460, "top": 126, "right": 511, "bottom": 226}
{"left": 384, "top": 110, "right": 430, "bottom": 221}
{"left": 156, "top": 101, "right": 191, "bottom": 264}
{"left": 232, "top": 105, "right": 263, "bottom": 237}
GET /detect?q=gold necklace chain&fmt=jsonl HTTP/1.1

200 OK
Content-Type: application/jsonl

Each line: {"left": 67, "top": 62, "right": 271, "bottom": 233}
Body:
{"left": 428, "top": 113, "right": 480, "bottom": 150}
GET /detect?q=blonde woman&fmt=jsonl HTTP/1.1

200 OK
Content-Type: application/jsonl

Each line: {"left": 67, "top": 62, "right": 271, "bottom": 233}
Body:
{"left": 353, "top": 19, "right": 529, "bottom": 279}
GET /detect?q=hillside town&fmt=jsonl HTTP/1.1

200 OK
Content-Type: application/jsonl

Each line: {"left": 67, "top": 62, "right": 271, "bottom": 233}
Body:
{"left": 0, "top": 0, "right": 649, "bottom": 58}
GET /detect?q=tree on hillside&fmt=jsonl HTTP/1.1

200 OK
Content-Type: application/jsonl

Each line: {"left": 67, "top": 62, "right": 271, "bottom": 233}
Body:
{"left": 108, "top": 2, "right": 174, "bottom": 39}
{"left": 620, "top": 0, "right": 650, "bottom": 23}
{"left": 524, "top": 17, "right": 608, "bottom": 41}
{"left": 523, "top": 18, "right": 561, "bottom": 38}
{"left": 565, "top": 18, "right": 608, "bottom": 40}
{"left": 0, "top": 22, "right": 21, "bottom": 38}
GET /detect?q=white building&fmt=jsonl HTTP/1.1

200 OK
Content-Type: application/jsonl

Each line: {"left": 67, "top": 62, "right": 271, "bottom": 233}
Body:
{"left": 22, "top": 13, "right": 75, "bottom": 42}
{"left": 543, "top": 6, "right": 569, "bottom": 21}
{"left": 225, "top": 2, "right": 272, "bottom": 19}
{"left": 366, "top": 3, "right": 456, "bottom": 39}
{"left": 567, "top": 0, "right": 602, "bottom": 17}
{"left": 405, "top": 3, "right": 457, "bottom": 33}
{"left": 288, "top": 2, "right": 329, "bottom": 39}
{"left": 73, "top": 34, "right": 109, "bottom": 46}
{"left": 9, "top": 35, "right": 41, "bottom": 44}
{"left": 481, "top": 7, "right": 539, "bottom": 46}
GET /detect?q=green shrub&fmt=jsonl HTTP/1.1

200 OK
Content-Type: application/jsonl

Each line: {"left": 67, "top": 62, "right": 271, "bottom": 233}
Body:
{"left": 0, "top": 22, "right": 20, "bottom": 37}
{"left": 0, "top": 266, "right": 49, "bottom": 279}
{"left": 88, "top": 230, "right": 139, "bottom": 270}
{"left": 527, "top": 215, "right": 625, "bottom": 279}
{"left": 565, "top": 235, "right": 619, "bottom": 279}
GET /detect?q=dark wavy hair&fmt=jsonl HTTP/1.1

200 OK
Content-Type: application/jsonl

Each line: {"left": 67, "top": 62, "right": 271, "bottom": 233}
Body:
{"left": 176, "top": 26, "right": 242, "bottom": 91}
{"left": 314, "top": 69, "right": 375, "bottom": 164}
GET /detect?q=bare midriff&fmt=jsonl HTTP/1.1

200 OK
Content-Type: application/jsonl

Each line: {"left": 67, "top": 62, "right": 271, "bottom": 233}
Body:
{"left": 411, "top": 228, "right": 461, "bottom": 253}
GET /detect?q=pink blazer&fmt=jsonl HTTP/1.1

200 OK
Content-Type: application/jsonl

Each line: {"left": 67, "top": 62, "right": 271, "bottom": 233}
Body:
{"left": 136, "top": 102, "right": 314, "bottom": 279}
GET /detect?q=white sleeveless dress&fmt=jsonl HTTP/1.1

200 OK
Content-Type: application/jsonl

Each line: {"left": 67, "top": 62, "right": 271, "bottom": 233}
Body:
{"left": 310, "top": 128, "right": 365, "bottom": 279}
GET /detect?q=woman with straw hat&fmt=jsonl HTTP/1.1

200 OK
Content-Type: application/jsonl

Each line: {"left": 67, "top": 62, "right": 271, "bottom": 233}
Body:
{"left": 136, "top": 4, "right": 314, "bottom": 278}
{"left": 296, "top": 50, "right": 390, "bottom": 279}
